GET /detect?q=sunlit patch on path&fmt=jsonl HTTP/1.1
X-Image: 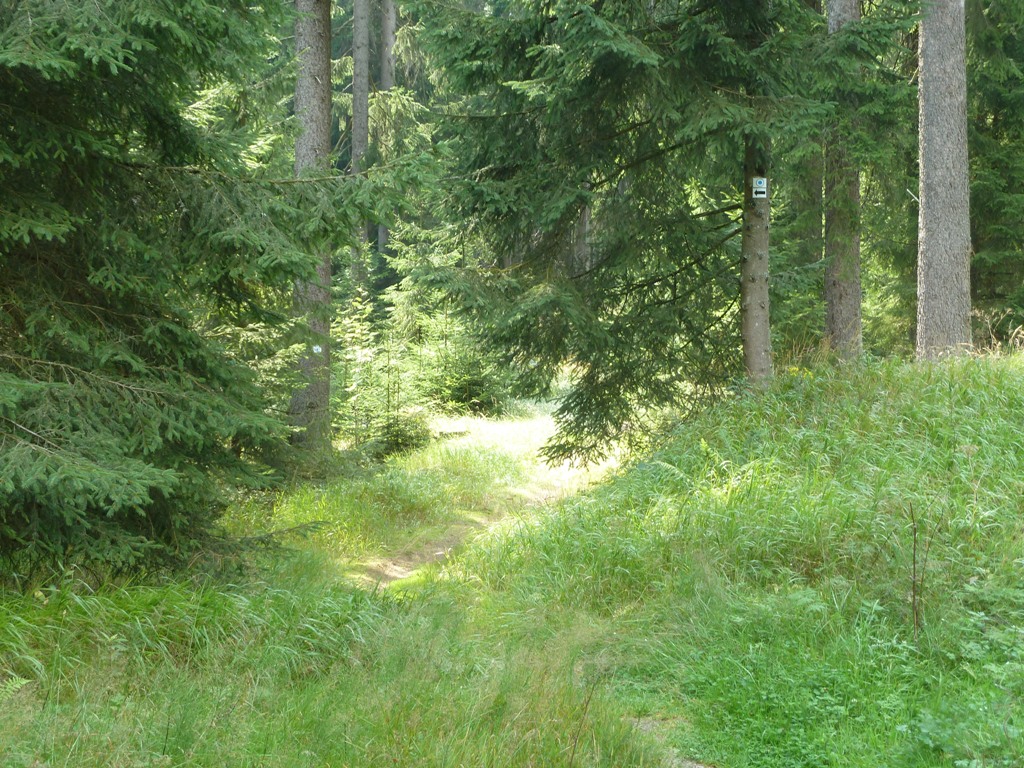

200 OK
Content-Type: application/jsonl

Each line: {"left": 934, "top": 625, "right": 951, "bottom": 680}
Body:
{"left": 349, "top": 411, "right": 615, "bottom": 587}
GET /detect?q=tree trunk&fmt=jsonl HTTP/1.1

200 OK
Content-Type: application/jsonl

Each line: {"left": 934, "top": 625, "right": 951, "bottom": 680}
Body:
{"left": 741, "top": 139, "right": 773, "bottom": 385}
{"left": 917, "top": 0, "right": 972, "bottom": 359}
{"left": 352, "top": 0, "right": 370, "bottom": 176}
{"left": 565, "top": 201, "right": 592, "bottom": 279}
{"left": 289, "top": 0, "right": 334, "bottom": 450}
{"left": 380, "top": 0, "right": 396, "bottom": 92}
{"left": 792, "top": 0, "right": 824, "bottom": 270}
{"left": 350, "top": 0, "right": 371, "bottom": 288}
{"left": 824, "top": 0, "right": 862, "bottom": 358}
{"left": 377, "top": 0, "right": 397, "bottom": 253}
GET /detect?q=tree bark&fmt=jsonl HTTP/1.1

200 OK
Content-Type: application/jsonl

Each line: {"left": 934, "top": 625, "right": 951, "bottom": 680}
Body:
{"left": 380, "top": 0, "right": 396, "bottom": 92}
{"left": 917, "top": 0, "right": 972, "bottom": 359}
{"left": 563, "top": 201, "right": 592, "bottom": 279}
{"left": 377, "top": 0, "right": 397, "bottom": 253}
{"left": 352, "top": 0, "right": 370, "bottom": 176}
{"left": 741, "top": 139, "right": 773, "bottom": 385}
{"left": 289, "top": 0, "right": 334, "bottom": 450}
{"left": 824, "top": 0, "right": 863, "bottom": 358}
{"left": 350, "top": 0, "right": 371, "bottom": 288}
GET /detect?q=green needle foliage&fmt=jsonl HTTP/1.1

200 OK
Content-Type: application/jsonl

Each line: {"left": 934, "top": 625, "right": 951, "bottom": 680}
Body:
{"left": 0, "top": 1, "right": 313, "bottom": 574}
{"left": 412, "top": 0, "right": 916, "bottom": 461}
{"left": 969, "top": 1, "right": 1024, "bottom": 331}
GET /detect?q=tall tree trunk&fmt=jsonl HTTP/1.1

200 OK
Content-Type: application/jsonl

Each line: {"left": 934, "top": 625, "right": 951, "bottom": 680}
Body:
{"left": 377, "top": 0, "right": 397, "bottom": 253}
{"left": 380, "top": 0, "right": 396, "bottom": 92}
{"left": 792, "top": 0, "right": 824, "bottom": 270}
{"left": 824, "top": 0, "right": 863, "bottom": 358}
{"left": 741, "top": 139, "right": 773, "bottom": 385}
{"left": 917, "top": 0, "right": 972, "bottom": 359}
{"left": 350, "top": 0, "right": 371, "bottom": 287}
{"left": 289, "top": 0, "right": 334, "bottom": 450}
{"left": 351, "top": 0, "right": 370, "bottom": 176}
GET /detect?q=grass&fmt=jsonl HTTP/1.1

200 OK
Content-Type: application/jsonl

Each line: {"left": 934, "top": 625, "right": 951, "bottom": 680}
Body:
{"left": 3, "top": 357, "right": 1024, "bottom": 766}
{"left": 225, "top": 420, "right": 534, "bottom": 558}
{"left": 0, "top": 553, "right": 653, "bottom": 767}
{"left": 456, "top": 356, "right": 1024, "bottom": 766}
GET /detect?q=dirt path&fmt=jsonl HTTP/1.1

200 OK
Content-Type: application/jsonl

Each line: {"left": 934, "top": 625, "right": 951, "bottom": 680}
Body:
{"left": 351, "top": 412, "right": 613, "bottom": 588}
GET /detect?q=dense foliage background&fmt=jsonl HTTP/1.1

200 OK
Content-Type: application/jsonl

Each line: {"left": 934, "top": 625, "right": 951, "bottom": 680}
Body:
{"left": 2, "top": 0, "right": 1023, "bottom": 572}
{"left": 2, "top": 4, "right": 1024, "bottom": 766}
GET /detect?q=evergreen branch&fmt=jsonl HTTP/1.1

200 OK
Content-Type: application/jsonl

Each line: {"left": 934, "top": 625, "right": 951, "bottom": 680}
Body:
{"left": 0, "top": 417, "right": 64, "bottom": 454}
{"left": 593, "top": 139, "right": 693, "bottom": 187}
{"left": 694, "top": 202, "right": 743, "bottom": 218}
{"left": 605, "top": 227, "right": 740, "bottom": 301}
{"left": 0, "top": 354, "right": 181, "bottom": 399}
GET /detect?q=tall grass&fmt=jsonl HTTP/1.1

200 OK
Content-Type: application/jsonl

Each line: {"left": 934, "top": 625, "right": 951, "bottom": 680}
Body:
{"left": 4, "top": 358, "right": 1023, "bottom": 767}
{"left": 0, "top": 551, "right": 658, "bottom": 767}
{"left": 225, "top": 426, "right": 535, "bottom": 559}
{"left": 459, "top": 357, "right": 1024, "bottom": 766}
{"left": 1, "top": 409, "right": 644, "bottom": 767}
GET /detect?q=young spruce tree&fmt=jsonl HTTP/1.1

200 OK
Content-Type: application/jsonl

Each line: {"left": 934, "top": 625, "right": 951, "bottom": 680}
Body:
{"left": 0, "top": 1, "right": 305, "bottom": 573}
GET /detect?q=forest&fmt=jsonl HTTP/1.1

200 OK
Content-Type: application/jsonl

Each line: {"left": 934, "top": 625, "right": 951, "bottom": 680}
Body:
{"left": 1, "top": 1, "right": 1023, "bottom": 766}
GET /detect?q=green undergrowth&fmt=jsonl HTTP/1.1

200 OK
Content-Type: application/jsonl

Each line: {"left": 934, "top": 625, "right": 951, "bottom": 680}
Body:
{"left": 457, "top": 356, "right": 1024, "bottom": 767}
{"left": 3, "top": 358, "right": 1023, "bottom": 767}
{"left": 224, "top": 423, "right": 534, "bottom": 561}
{"left": 0, "top": 553, "right": 653, "bottom": 767}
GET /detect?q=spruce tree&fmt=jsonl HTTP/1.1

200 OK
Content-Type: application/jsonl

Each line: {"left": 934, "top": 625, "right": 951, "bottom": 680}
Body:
{"left": 378, "top": 0, "right": 399, "bottom": 253}
{"left": 824, "top": 0, "right": 863, "bottom": 358}
{"left": 412, "top": 0, "right": 823, "bottom": 460}
{"left": 742, "top": 139, "right": 773, "bottom": 384}
{"left": 0, "top": 1, "right": 305, "bottom": 572}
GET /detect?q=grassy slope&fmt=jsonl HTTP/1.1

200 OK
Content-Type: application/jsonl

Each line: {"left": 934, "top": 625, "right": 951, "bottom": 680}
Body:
{"left": 461, "top": 357, "right": 1024, "bottom": 767}
{"left": 2, "top": 358, "right": 1023, "bottom": 767}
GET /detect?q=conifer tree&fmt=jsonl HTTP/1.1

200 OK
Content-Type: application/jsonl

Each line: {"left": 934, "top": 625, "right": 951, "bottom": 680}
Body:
{"left": 742, "top": 140, "right": 773, "bottom": 384}
{"left": 824, "top": 0, "right": 863, "bottom": 358}
{"left": 0, "top": 0, "right": 303, "bottom": 570}
{"left": 412, "top": 0, "right": 822, "bottom": 459}
{"left": 378, "top": 0, "right": 399, "bottom": 253}
{"left": 352, "top": 0, "right": 371, "bottom": 177}
{"left": 350, "top": 0, "right": 371, "bottom": 286}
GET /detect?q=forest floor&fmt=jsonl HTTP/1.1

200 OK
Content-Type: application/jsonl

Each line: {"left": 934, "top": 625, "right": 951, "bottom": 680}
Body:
{"left": 5, "top": 358, "right": 1024, "bottom": 768}
{"left": 347, "top": 411, "right": 614, "bottom": 587}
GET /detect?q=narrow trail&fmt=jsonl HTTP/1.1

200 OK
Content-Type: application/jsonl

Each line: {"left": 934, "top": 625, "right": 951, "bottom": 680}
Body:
{"left": 349, "top": 412, "right": 613, "bottom": 588}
